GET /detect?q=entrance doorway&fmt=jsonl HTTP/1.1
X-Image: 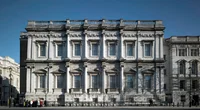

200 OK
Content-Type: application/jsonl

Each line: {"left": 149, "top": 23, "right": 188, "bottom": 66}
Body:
{"left": 192, "top": 95, "right": 199, "bottom": 106}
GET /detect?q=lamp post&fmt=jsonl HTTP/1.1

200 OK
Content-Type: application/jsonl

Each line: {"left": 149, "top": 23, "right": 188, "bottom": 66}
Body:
{"left": 9, "top": 67, "right": 13, "bottom": 108}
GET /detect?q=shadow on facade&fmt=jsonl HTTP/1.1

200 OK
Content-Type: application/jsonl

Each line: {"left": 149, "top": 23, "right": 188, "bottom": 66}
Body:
{"left": 0, "top": 75, "right": 19, "bottom": 106}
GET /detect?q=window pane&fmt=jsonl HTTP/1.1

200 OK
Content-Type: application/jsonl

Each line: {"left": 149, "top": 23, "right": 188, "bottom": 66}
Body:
{"left": 180, "top": 61, "right": 185, "bottom": 74}
{"left": 110, "top": 44, "right": 116, "bottom": 56}
{"left": 57, "top": 44, "right": 63, "bottom": 56}
{"left": 92, "top": 75, "right": 98, "bottom": 88}
{"left": 110, "top": 75, "right": 116, "bottom": 88}
{"left": 180, "top": 80, "right": 185, "bottom": 90}
{"left": 145, "top": 76, "right": 151, "bottom": 89}
{"left": 75, "top": 44, "right": 80, "bottom": 56}
{"left": 40, "top": 75, "right": 45, "bottom": 88}
{"left": 74, "top": 75, "right": 81, "bottom": 88}
{"left": 192, "top": 61, "right": 198, "bottom": 74}
{"left": 92, "top": 44, "right": 98, "bottom": 56}
{"left": 57, "top": 75, "right": 63, "bottom": 88}
{"left": 127, "top": 44, "right": 133, "bottom": 56}
{"left": 40, "top": 44, "right": 46, "bottom": 56}
{"left": 145, "top": 44, "right": 151, "bottom": 56}
{"left": 126, "top": 75, "right": 133, "bottom": 88}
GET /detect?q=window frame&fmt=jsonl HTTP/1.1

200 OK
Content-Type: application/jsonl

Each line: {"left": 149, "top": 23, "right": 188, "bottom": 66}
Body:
{"left": 38, "top": 74, "right": 46, "bottom": 88}
{"left": 54, "top": 42, "right": 63, "bottom": 57}
{"left": 125, "top": 74, "right": 134, "bottom": 89}
{"left": 144, "top": 75, "right": 152, "bottom": 90}
{"left": 107, "top": 41, "right": 117, "bottom": 57}
{"left": 125, "top": 42, "right": 135, "bottom": 57}
{"left": 36, "top": 42, "right": 47, "bottom": 57}
{"left": 89, "top": 41, "right": 100, "bottom": 57}
{"left": 180, "top": 80, "right": 186, "bottom": 90}
{"left": 143, "top": 42, "right": 153, "bottom": 57}
{"left": 108, "top": 74, "right": 117, "bottom": 88}
{"left": 190, "top": 48, "right": 199, "bottom": 56}
{"left": 178, "top": 48, "right": 187, "bottom": 56}
{"left": 191, "top": 61, "right": 198, "bottom": 75}
{"left": 90, "top": 74, "right": 99, "bottom": 88}
{"left": 73, "top": 74, "right": 82, "bottom": 88}
{"left": 72, "top": 41, "right": 82, "bottom": 57}
{"left": 55, "top": 74, "right": 64, "bottom": 89}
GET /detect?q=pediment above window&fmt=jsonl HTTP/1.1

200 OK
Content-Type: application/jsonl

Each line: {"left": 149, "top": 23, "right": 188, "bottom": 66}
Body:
{"left": 33, "top": 69, "right": 47, "bottom": 74}
{"left": 188, "top": 59, "right": 199, "bottom": 63}
{"left": 176, "top": 59, "right": 187, "bottom": 63}
{"left": 51, "top": 69, "right": 66, "bottom": 74}
{"left": 141, "top": 69, "right": 154, "bottom": 74}
{"left": 124, "top": 68, "right": 136, "bottom": 74}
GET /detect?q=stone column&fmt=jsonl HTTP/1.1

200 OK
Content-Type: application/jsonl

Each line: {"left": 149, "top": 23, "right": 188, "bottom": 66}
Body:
{"left": 26, "top": 67, "right": 30, "bottom": 93}
{"left": 102, "top": 63, "right": 106, "bottom": 93}
{"left": 66, "top": 30, "right": 70, "bottom": 59}
{"left": 46, "top": 64, "right": 52, "bottom": 93}
{"left": 29, "top": 66, "right": 35, "bottom": 93}
{"left": 84, "top": 62, "right": 88, "bottom": 93}
{"left": 120, "top": 62, "right": 124, "bottom": 93}
{"left": 138, "top": 68, "right": 143, "bottom": 93}
{"left": 27, "top": 36, "right": 32, "bottom": 60}
{"left": 84, "top": 30, "right": 88, "bottom": 59}
{"left": 102, "top": 30, "right": 105, "bottom": 59}
{"left": 120, "top": 29, "right": 124, "bottom": 58}
{"left": 65, "top": 62, "right": 70, "bottom": 93}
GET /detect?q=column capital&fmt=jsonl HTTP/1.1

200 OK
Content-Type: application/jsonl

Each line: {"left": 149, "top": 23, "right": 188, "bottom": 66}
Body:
{"left": 120, "top": 62, "right": 124, "bottom": 67}
{"left": 102, "top": 62, "right": 106, "bottom": 68}
{"left": 84, "top": 62, "right": 87, "bottom": 67}
{"left": 65, "top": 62, "right": 70, "bottom": 67}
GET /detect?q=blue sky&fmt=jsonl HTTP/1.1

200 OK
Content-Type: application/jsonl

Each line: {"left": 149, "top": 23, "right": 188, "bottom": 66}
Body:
{"left": 0, "top": 0, "right": 200, "bottom": 63}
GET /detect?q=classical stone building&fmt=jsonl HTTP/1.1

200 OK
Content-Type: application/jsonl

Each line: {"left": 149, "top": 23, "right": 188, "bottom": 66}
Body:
{"left": 20, "top": 19, "right": 166, "bottom": 106}
{"left": 165, "top": 36, "right": 200, "bottom": 106}
{"left": 0, "top": 56, "right": 20, "bottom": 104}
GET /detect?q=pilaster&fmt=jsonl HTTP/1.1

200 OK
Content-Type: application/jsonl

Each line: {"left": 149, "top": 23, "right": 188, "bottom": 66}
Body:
{"left": 84, "top": 30, "right": 88, "bottom": 59}
{"left": 102, "top": 30, "right": 106, "bottom": 59}
{"left": 65, "top": 62, "right": 70, "bottom": 93}
{"left": 102, "top": 62, "right": 106, "bottom": 93}
{"left": 84, "top": 62, "right": 88, "bottom": 93}
{"left": 120, "top": 62, "right": 124, "bottom": 93}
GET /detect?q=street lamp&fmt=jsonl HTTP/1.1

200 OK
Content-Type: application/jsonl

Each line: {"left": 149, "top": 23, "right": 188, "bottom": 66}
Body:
{"left": 9, "top": 67, "right": 13, "bottom": 108}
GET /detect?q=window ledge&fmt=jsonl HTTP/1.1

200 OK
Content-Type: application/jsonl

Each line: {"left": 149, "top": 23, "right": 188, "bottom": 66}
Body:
{"left": 53, "top": 88, "right": 65, "bottom": 92}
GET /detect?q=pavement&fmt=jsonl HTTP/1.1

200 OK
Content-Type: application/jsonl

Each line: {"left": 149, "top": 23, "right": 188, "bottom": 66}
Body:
{"left": 0, "top": 106, "right": 200, "bottom": 110}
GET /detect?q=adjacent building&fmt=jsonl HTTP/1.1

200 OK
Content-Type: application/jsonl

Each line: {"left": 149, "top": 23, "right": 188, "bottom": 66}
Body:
{"left": 165, "top": 36, "right": 200, "bottom": 106}
{"left": 20, "top": 19, "right": 200, "bottom": 106}
{"left": 0, "top": 56, "right": 20, "bottom": 104}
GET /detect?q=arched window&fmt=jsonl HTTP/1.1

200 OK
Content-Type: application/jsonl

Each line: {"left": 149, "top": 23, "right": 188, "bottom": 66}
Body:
{"left": 191, "top": 60, "right": 198, "bottom": 75}
{"left": 179, "top": 60, "right": 186, "bottom": 74}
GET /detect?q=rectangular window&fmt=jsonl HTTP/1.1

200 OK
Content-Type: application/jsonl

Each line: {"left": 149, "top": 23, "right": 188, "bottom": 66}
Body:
{"left": 110, "top": 75, "right": 116, "bottom": 88}
{"left": 74, "top": 75, "right": 81, "bottom": 88}
{"left": 40, "top": 44, "right": 46, "bottom": 56}
{"left": 144, "top": 44, "right": 151, "bottom": 57}
{"left": 180, "top": 80, "right": 185, "bottom": 90}
{"left": 110, "top": 44, "right": 116, "bottom": 56}
{"left": 40, "top": 75, "right": 45, "bottom": 88}
{"left": 192, "top": 80, "right": 198, "bottom": 89}
{"left": 126, "top": 75, "right": 133, "bottom": 88}
{"left": 164, "top": 69, "right": 167, "bottom": 75}
{"left": 57, "top": 75, "right": 63, "bottom": 88}
{"left": 74, "top": 44, "right": 81, "bottom": 56}
{"left": 92, "top": 75, "right": 98, "bottom": 88}
{"left": 144, "top": 75, "right": 151, "bottom": 90}
{"left": 191, "top": 49, "right": 199, "bottom": 56}
{"left": 92, "top": 44, "right": 98, "bottom": 56}
{"left": 164, "top": 84, "right": 166, "bottom": 90}
{"left": 57, "top": 44, "right": 63, "bottom": 56}
{"left": 181, "top": 95, "right": 185, "bottom": 102}
{"left": 127, "top": 44, "right": 134, "bottom": 56}
{"left": 179, "top": 49, "right": 187, "bottom": 56}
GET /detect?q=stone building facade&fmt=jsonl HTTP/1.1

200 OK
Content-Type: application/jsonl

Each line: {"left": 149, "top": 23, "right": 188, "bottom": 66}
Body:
{"left": 165, "top": 36, "right": 200, "bottom": 106}
{"left": 20, "top": 19, "right": 168, "bottom": 106}
{"left": 0, "top": 56, "right": 20, "bottom": 104}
